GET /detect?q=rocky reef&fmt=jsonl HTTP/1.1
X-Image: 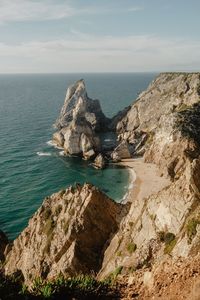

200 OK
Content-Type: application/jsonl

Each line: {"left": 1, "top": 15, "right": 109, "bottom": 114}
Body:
{"left": 2, "top": 73, "right": 200, "bottom": 299}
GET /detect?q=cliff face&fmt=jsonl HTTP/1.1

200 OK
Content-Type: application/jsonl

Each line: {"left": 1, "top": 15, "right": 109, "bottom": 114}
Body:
{"left": 5, "top": 184, "right": 122, "bottom": 283}
{"left": 98, "top": 73, "right": 200, "bottom": 279}
{"left": 116, "top": 73, "right": 200, "bottom": 156}
{"left": 53, "top": 79, "right": 109, "bottom": 159}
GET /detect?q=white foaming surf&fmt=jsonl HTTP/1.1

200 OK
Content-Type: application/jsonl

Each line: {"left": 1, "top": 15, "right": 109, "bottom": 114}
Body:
{"left": 59, "top": 151, "right": 65, "bottom": 156}
{"left": 46, "top": 140, "right": 64, "bottom": 150}
{"left": 37, "top": 152, "right": 52, "bottom": 157}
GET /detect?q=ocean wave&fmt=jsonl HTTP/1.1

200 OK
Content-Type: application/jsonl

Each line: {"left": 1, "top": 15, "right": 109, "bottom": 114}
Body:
{"left": 59, "top": 151, "right": 65, "bottom": 156}
{"left": 104, "top": 138, "right": 112, "bottom": 142}
{"left": 36, "top": 152, "right": 52, "bottom": 157}
{"left": 46, "top": 140, "right": 64, "bottom": 150}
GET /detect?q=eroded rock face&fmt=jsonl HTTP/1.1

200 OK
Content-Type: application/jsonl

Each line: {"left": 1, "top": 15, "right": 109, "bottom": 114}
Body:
{"left": 98, "top": 73, "right": 200, "bottom": 279}
{"left": 53, "top": 80, "right": 109, "bottom": 159}
{"left": 5, "top": 184, "right": 122, "bottom": 283}
{"left": 111, "top": 141, "right": 132, "bottom": 161}
{"left": 116, "top": 73, "right": 200, "bottom": 166}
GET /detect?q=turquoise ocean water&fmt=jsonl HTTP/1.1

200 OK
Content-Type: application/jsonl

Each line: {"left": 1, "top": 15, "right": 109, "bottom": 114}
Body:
{"left": 0, "top": 73, "right": 156, "bottom": 239}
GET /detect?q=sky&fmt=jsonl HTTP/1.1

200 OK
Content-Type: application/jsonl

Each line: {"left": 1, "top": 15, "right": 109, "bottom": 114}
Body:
{"left": 0, "top": 0, "right": 200, "bottom": 73}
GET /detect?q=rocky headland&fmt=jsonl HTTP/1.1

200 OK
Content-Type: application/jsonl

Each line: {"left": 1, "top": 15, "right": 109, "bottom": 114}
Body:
{"left": 2, "top": 72, "right": 200, "bottom": 299}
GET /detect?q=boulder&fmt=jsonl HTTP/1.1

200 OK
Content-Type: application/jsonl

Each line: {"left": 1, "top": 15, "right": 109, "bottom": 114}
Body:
{"left": 111, "top": 140, "right": 132, "bottom": 160}
{"left": 93, "top": 154, "right": 106, "bottom": 169}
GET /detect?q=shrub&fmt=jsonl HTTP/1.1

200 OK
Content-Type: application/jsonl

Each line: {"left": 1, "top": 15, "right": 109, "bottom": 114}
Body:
{"left": 127, "top": 242, "right": 137, "bottom": 254}
{"left": 186, "top": 218, "right": 200, "bottom": 242}
{"left": 164, "top": 239, "right": 177, "bottom": 254}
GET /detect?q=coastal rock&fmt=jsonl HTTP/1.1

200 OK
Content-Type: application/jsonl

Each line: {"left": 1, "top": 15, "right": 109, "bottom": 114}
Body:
{"left": 116, "top": 73, "right": 200, "bottom": 161}
{"left": 5, "top": 184, "right": 122, "bottom": 283}
{"left": 98, "top": 73, "right": 200, "bottom": 279}
{"left": 0, "top": 230, "right": 8, "bottom": 262}
{"left": 111, "top": 140, "right": 132, "bottom": 161}
{"left": 53, "top": 80, "right": 109, "bottom": 159}
{"left": 93, "top": 154, "right": 106, "bottom": 169}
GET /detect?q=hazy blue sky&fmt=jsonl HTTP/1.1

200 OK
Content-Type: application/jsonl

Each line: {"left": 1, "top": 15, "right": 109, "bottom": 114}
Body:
{"left": 0, "top": 0, "right": 200, "bottom": 73}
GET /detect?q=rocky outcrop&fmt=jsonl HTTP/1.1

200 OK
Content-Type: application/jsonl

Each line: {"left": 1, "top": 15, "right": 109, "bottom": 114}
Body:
{"left": 53, "top": 80, "right": 109, "bottom": 159}
{"left": 116, "top": 73, "right": 200, "bottom": 163}
{"left": 98, "top": 73, "right": 200, "bottom": 279}
{"left": 0, "top": 230, "right": 8, "bottom": 262}
{"left": 111, "top": 141, "right": 132, "bottom": 161}
{"left": 4, "top": 184, "right": 122, "bottom": 283}
{"left": 93, "top": 154, "right": 106, "bottom": 169}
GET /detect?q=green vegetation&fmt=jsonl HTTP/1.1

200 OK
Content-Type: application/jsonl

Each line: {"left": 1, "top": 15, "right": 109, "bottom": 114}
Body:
{"left": 186, "top": 218, "right": 200, "bottom": 243}
{"left": 0, "top": 273, "right": 116, "bottom": 300}
{"left": 127, "top": 242, "right": 137, "bottom": 254}
{"left": 164, "top": 239, "right": 177, "bottom": 254}
{"left": 158, "top": 231, "right": 176, "bottom": 254}
{"left": 105, "top": 266, "right": 123, "bottom": 284}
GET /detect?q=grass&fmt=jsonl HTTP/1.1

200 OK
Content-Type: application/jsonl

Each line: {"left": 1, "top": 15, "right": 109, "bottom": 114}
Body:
{"left": 105, "top": 266, "right": 123, "bottom": 284}
{"left": 0, "top": 273, "right": 116, "bottom": 300}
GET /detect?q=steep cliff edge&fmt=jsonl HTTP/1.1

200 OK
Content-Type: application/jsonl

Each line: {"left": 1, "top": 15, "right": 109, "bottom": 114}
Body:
{"left": 98, "top": 73, "right": 200, "bottom": 282}
{"left": 53, "top": 79, "right": 109, "bottom": 159}
{"left": 4, "top": 184, "right": 123, "bottom": 283}
{"left": 116, "top": 73, "right": 200, "bottom": 168}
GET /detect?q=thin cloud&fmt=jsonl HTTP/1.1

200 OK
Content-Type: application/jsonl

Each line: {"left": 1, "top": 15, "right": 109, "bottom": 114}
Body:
{"left": 0, "top": 0, "right": 80, "bottom": 24}
{"left": 0, "top": 33, "right": 200, "bottom": 73}
{"left": 0, "top": 0, "right": 144, "bottom": 24}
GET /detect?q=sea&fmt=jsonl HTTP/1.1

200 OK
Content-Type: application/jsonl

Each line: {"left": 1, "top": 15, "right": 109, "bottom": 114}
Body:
{"left": 0, "top": 73, "right": 157, "bottom": 240}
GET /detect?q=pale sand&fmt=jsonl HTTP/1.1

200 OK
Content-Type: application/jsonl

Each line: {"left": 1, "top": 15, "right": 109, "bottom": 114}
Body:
{"left": 118, "top": 158, "right": 170, "bottom": 203}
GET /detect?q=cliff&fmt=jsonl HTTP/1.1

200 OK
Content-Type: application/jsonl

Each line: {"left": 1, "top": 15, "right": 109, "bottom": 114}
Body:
{"left": 98, "top": 73, "right": 200, "bottom": 277}
{"left": 4, "top": 184, "right": 123, "bottom": 283}
{"left": 2, "top": 73, "right": 200, "bottom": 299}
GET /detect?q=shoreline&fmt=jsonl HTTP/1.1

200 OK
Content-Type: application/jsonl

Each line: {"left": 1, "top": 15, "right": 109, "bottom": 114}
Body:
{"left": 117, "top": 158, "right": 170, "bottom": 204}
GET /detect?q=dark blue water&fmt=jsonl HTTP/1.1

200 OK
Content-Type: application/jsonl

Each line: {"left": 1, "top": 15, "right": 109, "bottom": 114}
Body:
{"left": 0, "top": 73, "right": 156, "bottom": 239}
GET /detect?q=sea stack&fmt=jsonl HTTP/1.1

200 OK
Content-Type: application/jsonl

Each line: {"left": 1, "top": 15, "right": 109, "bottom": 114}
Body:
{"left": 53, "top": 79, "right": 109, "bottom": 160}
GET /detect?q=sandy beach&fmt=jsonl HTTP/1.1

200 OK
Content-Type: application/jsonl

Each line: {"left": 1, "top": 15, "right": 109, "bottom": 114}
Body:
{"left": 118, "top": 158, "right": 170, "bottom": 203}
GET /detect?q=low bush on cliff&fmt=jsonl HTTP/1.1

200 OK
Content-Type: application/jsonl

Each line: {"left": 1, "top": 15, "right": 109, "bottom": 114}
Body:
{"left": 0, "top": 272, "right": 118, "bottom": 300}
{"left": 158, "top": 231, "right": 176, "bottom": 254}
{"left": 186, "top": 218, "right": 200, "bottom": 243}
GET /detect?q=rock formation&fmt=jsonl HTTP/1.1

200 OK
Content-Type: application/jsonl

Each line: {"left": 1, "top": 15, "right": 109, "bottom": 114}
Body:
{"left": 53, "top": 79, "right": 109, "bottom": 159}
{"left": 116, "top": 73, "right": 200, "bottom": 160}
{"left": 98, "top": 73, "right": 200, "bottom": 280}
{"left": 93, "top": 153, "right": 106, "bottom": 169}
{"left": 4, "top": 184, "right": 122, "bottom": 283}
